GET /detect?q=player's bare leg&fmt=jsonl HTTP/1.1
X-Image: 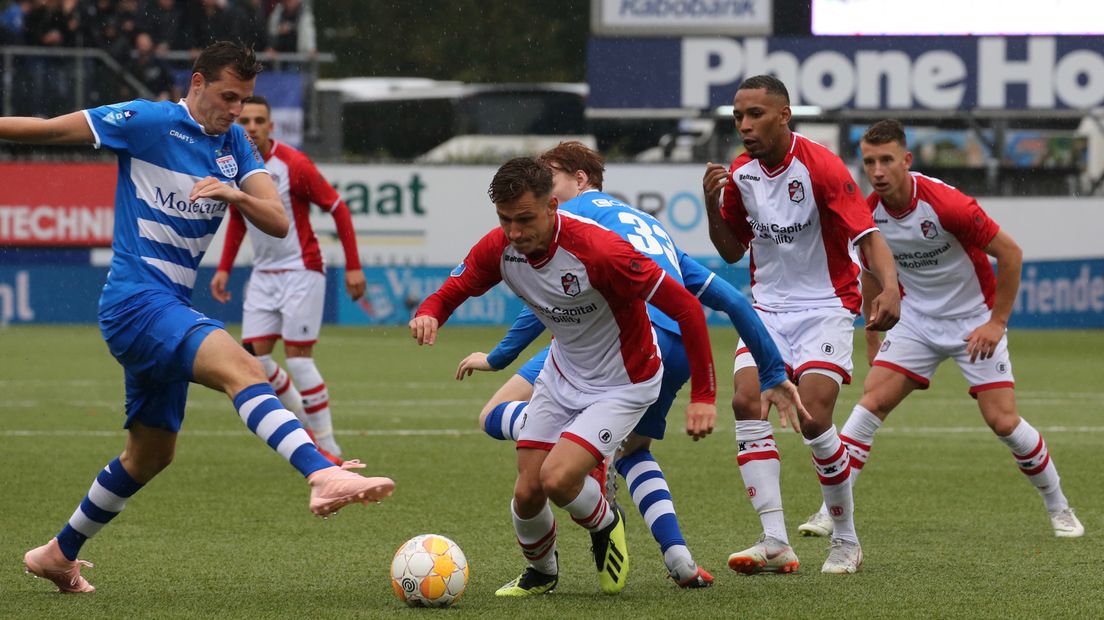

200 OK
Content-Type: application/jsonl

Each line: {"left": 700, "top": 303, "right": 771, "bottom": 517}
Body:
{"left": 979, "top": 388, "right": 1083, "bottom": 538}
{"left": 801, "top": 367, "right": 917, "bottom": 537}
{"left": 728, "top": 366, "right": 800, "bottom": 574}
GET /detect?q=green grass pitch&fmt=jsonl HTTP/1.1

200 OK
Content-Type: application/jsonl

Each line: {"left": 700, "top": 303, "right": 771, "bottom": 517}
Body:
{"left": 1, "top": 325, "right": 1101, "bottom": 618}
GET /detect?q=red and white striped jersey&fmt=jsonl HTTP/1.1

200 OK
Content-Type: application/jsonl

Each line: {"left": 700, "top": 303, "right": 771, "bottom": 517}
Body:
{"left": 417, "top": 213, "right": 716, "bottom": 402}
{"left": 869, "top": 173, "right": 999, "bottom": 318}
{"left": 721, "top": 133, "right": 877, "bottom": 314}
{"left": 232, "top": 140, "right": 342, "bottom": 272}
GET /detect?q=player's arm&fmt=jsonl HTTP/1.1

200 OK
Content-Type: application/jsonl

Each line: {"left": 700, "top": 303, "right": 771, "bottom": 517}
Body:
{"left": 0, "top": 112, "right": 94, "bottom": 145}
{"left": 457, "top": 308, "right": 546, "bottom": 380}
{"left": 190, "top": 172, "right": 287, "bottom": 238}
{"left": 702, "top": 162, "right": 747, "bottom": 263}
{"left": 647, "top": 274, "right": 718, "bottom": 441}
{"left": 856, "top": 230, "right": 900, "bottom": 331}
{"left": 210, "top": 205, "right": 248, "bottom": 303}
{"left": 411, "top": 231, "right": 505, "bottom": 346}
{"left": 966, "top": 229, "right": 1022, "bottom": 362}
{"left": 303, "top": 157, "right": 366, "bottom": 301}
{"left": 860, "top": 269, "right": 883, "bottom": 366}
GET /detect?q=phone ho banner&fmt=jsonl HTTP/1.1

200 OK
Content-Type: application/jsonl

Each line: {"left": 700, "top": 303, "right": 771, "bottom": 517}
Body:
{"left": 587, "top": 36, "right": 1104, "bottom": 111}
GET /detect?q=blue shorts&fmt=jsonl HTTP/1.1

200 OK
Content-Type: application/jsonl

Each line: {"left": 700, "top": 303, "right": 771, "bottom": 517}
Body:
{"left": 516, "top": 327, "right": 687, "bottom": 440}
{"left": 99, "top": 291, "right": 224, "bottom": 433}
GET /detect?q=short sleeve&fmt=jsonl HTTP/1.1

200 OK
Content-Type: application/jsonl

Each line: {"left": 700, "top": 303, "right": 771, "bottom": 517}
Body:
{"left": 814, "top": 159, "right": 876, "bottom": 243}
{"left": 83, "top": 99, "right": 165, "bottom": 154}
{"left": 933, "top": 194, "right": 1000, "bottom": 249}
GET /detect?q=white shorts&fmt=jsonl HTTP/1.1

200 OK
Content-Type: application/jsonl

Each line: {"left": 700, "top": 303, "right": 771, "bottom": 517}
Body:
{"left": 734, "top": 307, "right": 856, "bottom": 385}
{"left": 241, "top": 269, "right": 326, "bottom": 346}
{"left": 516, "top": 353, "right": 662, "bottom": 460}
{"left": 873, "top": 308, "right": 1014, "bottom": 396}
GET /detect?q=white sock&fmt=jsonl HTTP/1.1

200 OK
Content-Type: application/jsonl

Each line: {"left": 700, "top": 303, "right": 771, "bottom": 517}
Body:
{"left": 806, "top": 425, "right": 857, "bottom": 544}
{"left": 257, "top": 355, "right": 305, "bottom": 421}
{"left": 998, "top": 419, "right": 1069, "bottom": 512}
{"left": 286, "top": 357, "right": 341, "bottom": 456}
{"left": 563, "top": 475, "right": 615, "bottom": 532}
{"left": 512, "top": 500, "right": 558, "bottom": 575}
{"left": 818, "top": 404, "right": 881, "bottom": 515}
{"left": 736, "top": 419, "right": 787, "bottom": 544}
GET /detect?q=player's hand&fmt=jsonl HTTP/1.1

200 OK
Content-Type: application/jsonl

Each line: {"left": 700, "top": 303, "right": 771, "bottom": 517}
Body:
{"left": 964, "top": 319, "right": 1005, "bottom": 362}
{"left": 189, "top": 176, "right": 240, "bottom": 204}
{"left": 209, "top": 270, "right": 231, "bottom": 303}
{"left": 761, "top": 380, "right": 810, "bottom": 432}
{"left": 865, "top": 288, "right": 901, "bottom": 332}
{"left": 345, "top": 268, "right": 366, "bottom": 301}
{"left": 455, "top": 352, "right": 494, "bottom": 380}
{"left": 685, "top": 401, "right": 716, "bottom": 441}
{"left": 408, "top": 315, "right": 439, "bottom": 346}
{"left": 865, "top": 331, "right": 882, "bottom": 366}
{"left": 702, "top": 162, "right": 729, "bottom": 211}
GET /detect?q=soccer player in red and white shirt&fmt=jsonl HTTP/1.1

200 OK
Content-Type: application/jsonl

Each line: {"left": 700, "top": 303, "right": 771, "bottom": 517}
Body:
{"left": 411, "top": 158, "right": 717, "bottom": 597}
{"left": 210, "top": 95, "right": 363, "bottom": 461}
{"left": 798, "top": 119, "right": 1083, "bottom": 539}
{"left": 702, "top": 75, "right": 902, "bottom": 574}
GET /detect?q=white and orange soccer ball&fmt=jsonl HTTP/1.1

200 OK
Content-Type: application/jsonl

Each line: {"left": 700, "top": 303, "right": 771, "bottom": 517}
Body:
{"left": 390, "top": 534, "right": 469, "bottom": 608}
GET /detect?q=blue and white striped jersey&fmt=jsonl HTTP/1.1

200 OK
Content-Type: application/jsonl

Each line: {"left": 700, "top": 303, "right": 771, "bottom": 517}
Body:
{"left": 84, "top": 99, "right": 268, "bottom": 310}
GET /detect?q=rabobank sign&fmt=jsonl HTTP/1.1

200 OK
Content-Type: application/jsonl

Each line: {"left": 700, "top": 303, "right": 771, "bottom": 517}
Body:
{"left": 587, "top": 36, "right": 1104, "bottom": 110}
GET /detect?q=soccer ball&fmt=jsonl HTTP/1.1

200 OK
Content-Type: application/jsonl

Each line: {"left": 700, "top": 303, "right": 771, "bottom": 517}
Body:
{"left": 390, "top": 534, "right": 469, "bottom": 608}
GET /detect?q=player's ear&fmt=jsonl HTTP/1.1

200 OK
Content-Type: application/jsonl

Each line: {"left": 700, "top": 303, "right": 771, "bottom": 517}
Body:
{"left": 575, "top": 170, "right": 588, "bottom": 190}
{"left": 778, "top": 104, "right": 792, "bottom": 127}
{"left": 189, "top": 72, "right": 205, "bottom": 93}
{"left": 903, "top": 149, "right": 913, "bottom": 169}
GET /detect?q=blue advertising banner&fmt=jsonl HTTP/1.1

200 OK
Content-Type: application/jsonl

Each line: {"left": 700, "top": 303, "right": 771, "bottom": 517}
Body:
{"left": 4, "top": 260, "right": 1102, "bottom": 329}
{"left": 587, "top": 36, "right": 1104, "bottom": 111}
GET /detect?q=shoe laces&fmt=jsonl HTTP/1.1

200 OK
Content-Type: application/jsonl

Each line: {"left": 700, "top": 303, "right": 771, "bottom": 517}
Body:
{"left": 339, "top": 459, "right": 365, "bottom": 471}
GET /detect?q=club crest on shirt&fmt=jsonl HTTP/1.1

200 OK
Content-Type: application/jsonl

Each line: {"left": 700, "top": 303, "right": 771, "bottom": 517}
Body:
{"left": 921, "top": 219, "right": 939, "bottom": 239}
{"left": 561, "top": 272, "right": 581, "bottom": 296}
{"left": 216, "top": 154, "right": 238, "bottom": 178}
{"left": 787, "top": 179, "right": 805, "bottom": 203}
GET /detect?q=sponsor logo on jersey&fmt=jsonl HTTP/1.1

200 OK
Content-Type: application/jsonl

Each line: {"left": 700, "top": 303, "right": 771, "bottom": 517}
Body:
{"left": 169, "top": 129, "right": 195, "bottom": 144}
{"left": 880, "top": 339, "right": 891, "bottom": 352}
{"left": 102, "top": 109, "right": 137, "bottom": 127}
{"left": 561, "top": 272, "right": 581, "bottom": 296}
{"left": 921, "top": 219, "right": 939, "bottom": 239}
{"left": 822, "top": 342, "right": 834, "bottom": 355}
{"left": 450, "top": 262, "right": 466, "bottom": 277}
{"left": 530, "top": 301, "right": 598, "bottom": 324}
{"left": 997, "top": 361, "right": 1008, "bottom": 373}
{"left": 504, "top": 254, "right": 527, "bottom": 263}
{"left": 787, "top": 179, "right": 805, "bottom": 203}
{"left": 216, "top": 154, "right": 238, "bottom": 178}
{"left": 598, "top": 429, "right": 613, "bottom": 444}
{"left": 738, "top": 173, "right": 760, "bottom": 182}
{"left": 874, "top": 217, "right": 889, "bottom": 224}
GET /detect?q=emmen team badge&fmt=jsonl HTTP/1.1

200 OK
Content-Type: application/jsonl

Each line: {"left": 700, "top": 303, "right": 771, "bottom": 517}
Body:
{"left": 788, "top": 179, "right": 805, "bottom": 203}
{"left": 561, "top": 273, "right": 581, "bottom": 296}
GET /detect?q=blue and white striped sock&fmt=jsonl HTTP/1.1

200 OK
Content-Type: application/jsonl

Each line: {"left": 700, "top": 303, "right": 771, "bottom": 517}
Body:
{"left": 483, "top": 400, "right": 527, "bottom": 441}
{"left": 616, "top": 450, "right": 691, "bottom": 564}
{"left": 56, "top": 457, "right": 143, "bottom": 560}
{"left": 234, "top": 383, "right": 333, "bottom": 477}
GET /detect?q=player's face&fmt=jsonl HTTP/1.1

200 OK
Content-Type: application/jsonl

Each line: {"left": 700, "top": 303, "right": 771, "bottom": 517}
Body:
{"left": 732, "top": 88, "right": 791, "bottom": 161}
{"left": 548, "top": 165, "right": 585, "bottom": 203}
{"left": 497, "top": 191, "right": 559, "bottom": 256}
{"left": 237, "top": 103, "right": 273, "bottom": 151}
{"left": 190, "top": 68, "right": 256, "bottom": 134}
{"left": 861, "top": 140, "right": 912, "bottom": 199}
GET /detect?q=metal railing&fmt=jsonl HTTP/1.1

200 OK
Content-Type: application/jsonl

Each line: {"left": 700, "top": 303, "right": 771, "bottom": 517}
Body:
{"left": 1, "top": 45, "right": 154, "bottom": 115}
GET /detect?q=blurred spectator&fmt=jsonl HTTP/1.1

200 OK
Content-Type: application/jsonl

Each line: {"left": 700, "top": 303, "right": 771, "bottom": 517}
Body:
{"left": 268, "top": 0, "right": 314, "bottom": 54}
{"left": 141, "top": 0, "right": 183, "bottom": 52}
{"left": 232, "top": 0, "right": 270, "bottom": 52}
{"left": 184, "top": 0, "right": 235, "bottom": 51}
{"left": 125, "top": 31, "right": 177, "bottom": 101}
{"left": 80, "top": 0, "right": 113, "bottom": 48}
{"left": 0, "top": 0, "right": 31, "bottom": 44}
{"left": 23, "top": 0, "right": 82, "bottom": 116}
